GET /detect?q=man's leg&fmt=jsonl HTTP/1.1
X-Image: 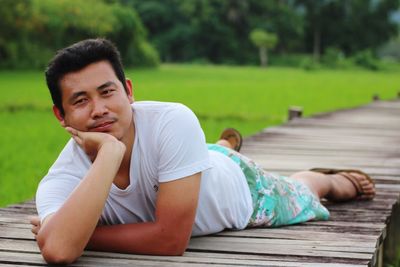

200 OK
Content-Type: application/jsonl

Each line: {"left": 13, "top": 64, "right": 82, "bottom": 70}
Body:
{"left": 290, "top": 171, "right": 375, "bottom": 201}
{"left": 216, "top": 128, "right": 375, "bottom": 202}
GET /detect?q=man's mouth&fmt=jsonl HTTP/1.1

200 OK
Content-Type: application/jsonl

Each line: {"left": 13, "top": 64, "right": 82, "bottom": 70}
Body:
{"left": 89, "top": 120, "right": 116, "bottom": 132}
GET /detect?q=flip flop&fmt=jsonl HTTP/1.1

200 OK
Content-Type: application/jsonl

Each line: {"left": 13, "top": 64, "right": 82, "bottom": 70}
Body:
{"left": 310, "top": 168, "right": 375, "bottom": 200}
{"left": 220, "top": 128, "right": 243, "bottom": 152}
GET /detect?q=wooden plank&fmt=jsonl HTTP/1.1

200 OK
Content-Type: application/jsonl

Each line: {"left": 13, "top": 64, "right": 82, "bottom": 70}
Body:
{"left": 0, "top": 250, "right": 367, "bottom": 267}
{"left": 0, "top": 241, "right": 367, "bottom": 266}
{"left": 0, "top": 226, "right": 34, "bottom": 239}
{"left": 188, "top": 237, "right": 373, "bottom": 259}
{"left": 0, "top": 250, "right": 235, "bottom": 267}
{"left": 217, "top": 228, "right": 378, "bottom": 242}
{"left": 0, "top": 239, "right": 366, "bottom": 266}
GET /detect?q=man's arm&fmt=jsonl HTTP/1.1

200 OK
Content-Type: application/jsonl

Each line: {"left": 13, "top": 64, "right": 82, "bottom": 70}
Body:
{"left": 86, "top": 172, "right": 201, "bottom": 255}
{"left": 36, "top": 129, "right": 126, "bottom": 264}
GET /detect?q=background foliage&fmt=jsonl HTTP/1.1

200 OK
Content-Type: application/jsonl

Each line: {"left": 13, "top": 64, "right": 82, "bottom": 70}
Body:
{"left": 0, "top": 0, "right": 159, "bottom": 69}
{"left": 128, "top": 0, "right": 399, "bottom": 65}
{"left": 1, "top": 0, "right": 399, "bottom": 69}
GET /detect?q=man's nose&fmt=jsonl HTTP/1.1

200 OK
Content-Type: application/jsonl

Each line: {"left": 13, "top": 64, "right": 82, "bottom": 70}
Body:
{"left": 91, "top": 99, "right": 109, "bottom": 118}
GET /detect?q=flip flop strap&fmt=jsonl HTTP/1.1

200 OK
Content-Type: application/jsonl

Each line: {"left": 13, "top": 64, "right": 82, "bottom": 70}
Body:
{"left": 338, "top": 172, "right": 363, "bottom": 196}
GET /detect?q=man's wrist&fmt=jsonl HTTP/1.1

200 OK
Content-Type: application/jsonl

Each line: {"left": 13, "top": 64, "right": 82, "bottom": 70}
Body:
{"left": 99, "top": 140, "right": 126, "bottom": 157}
{"left": 92, "top": 140, "right": 126, "bottom": 178}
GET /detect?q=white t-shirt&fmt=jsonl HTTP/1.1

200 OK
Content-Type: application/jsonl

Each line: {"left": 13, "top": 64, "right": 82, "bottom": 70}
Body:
{"left": 36, "top": 101, "right": 252, "bottom": 236}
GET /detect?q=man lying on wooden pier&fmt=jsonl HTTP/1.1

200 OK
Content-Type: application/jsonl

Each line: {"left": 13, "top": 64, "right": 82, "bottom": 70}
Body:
{"left": 30, "top": 38, "right": 376, "bottom": 264}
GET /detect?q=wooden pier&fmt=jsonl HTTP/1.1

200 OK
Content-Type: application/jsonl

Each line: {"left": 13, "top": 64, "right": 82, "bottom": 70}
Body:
{"left": 1, "top": 100, "right": 399, "bottom": 266}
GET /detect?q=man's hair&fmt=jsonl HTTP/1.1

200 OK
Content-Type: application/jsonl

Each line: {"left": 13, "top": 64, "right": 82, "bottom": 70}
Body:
{"left": 45, "top": 38, "right": 127, "bottom": 116}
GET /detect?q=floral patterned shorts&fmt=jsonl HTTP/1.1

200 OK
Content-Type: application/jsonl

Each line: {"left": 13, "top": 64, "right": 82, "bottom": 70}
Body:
{"left": 208, "top": 144, "right": 330, "bottom": 227}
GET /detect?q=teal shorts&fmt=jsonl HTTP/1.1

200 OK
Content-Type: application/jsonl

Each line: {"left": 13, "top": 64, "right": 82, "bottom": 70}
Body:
{"left": 208, "top": 144, "right": 330, "bottom": 227}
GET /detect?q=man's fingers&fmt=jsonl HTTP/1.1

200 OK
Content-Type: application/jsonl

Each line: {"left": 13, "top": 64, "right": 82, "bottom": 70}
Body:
{"left": 31, "top": 225, "right": 40, "bottom": 235}
{"left": 28, "top": 216, "right": 40, "bottom": 226}
{"left": 29, "top": 216, "right": 41, "bottom": 238}
{"left": 66, "top": 127, "right": 84, "bottom": 145}
{"left": 72, "top": 135, "right": 84, "bottom": 146}
{"left": 65, "top": 126, "right": 79, "bottom": 136}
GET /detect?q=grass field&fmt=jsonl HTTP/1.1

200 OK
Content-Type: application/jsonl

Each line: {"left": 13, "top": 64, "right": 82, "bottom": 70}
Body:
{"left": 1, "top": 64, "right": 400, "bottom": 207}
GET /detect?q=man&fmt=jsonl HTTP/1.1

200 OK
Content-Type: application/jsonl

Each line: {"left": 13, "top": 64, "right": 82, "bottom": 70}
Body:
{"left": 31, "top": 39, "right": 375, "bottom": 264}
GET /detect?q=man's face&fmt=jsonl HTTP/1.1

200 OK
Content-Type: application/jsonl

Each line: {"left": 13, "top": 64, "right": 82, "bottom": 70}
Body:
{"left": 56, "top": 60, "right": 134, "bottom": 142}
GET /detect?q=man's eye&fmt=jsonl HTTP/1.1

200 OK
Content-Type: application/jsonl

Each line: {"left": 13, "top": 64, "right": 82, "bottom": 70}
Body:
{"left": 74, "top": 98, "right": 87, "bottom": 105}
{"left": 102, "top": 89, "right": 114, "bottom": 95}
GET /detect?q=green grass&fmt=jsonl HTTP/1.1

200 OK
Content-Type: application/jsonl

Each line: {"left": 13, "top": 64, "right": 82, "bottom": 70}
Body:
{"left": 1, "top": 64, "right": 400, "bottom": 207}
{"left": 0, "top": 111, "right": 69, "bottom": 206}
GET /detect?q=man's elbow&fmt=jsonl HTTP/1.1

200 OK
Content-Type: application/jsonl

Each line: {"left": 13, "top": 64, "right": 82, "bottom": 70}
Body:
{"left": 162, "top": 232, "right": 190, "bottom": 256}
{"left": 41, "top": 249, "right": 78, "bottom": 265}
{"left": 37, "top": 235, "right": 81, "bottom": 264}
{"left": 166, "top": 240, "right": 187, "bottom": 256}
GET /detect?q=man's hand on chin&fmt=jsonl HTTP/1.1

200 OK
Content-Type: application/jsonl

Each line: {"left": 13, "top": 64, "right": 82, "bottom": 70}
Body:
{"left": 65, "top": 126, "right": 125, "bottom": 161}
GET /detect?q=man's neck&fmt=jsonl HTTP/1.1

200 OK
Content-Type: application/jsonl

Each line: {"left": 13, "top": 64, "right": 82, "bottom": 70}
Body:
{"left": 114, "top": 119, "right": 135, "bottom": 189}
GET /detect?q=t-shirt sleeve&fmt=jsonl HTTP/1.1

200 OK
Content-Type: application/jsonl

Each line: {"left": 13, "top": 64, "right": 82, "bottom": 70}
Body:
{"left": 35, "top": 140, "right": 89, "bottom": 223}
{"left": 157, "top": 104, "right": 211, "bottom": 182}
{"left": 36, "top": 175, "right": 81, "bottom": 223}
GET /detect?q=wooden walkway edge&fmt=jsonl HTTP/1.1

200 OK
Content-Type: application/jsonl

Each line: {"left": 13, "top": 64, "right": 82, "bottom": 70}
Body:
{"left": 1, "top": 100, "right": 399, "bottom": 266}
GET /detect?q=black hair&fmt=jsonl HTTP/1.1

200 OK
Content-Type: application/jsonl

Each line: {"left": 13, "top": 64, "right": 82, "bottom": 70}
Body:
{"left": 45, "top": 38, "right": 127, "bottom": 116}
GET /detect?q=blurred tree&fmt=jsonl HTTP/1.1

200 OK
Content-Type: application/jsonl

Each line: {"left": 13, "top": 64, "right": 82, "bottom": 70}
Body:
{"left": 126, "top": 0, "right": 303, "bottom": 64}
{"left": 0, "top": 0, "right": 43, "bottom": 68}
{"left": 295, "top": 0, "right": 329, "bottom": 62}
{"left": 130, "top": 0, "right": 253, "bottom": 63}
{"left": 33, "top": 0, "right": 159, "bottom": 67}
{"left": 0, "top": 0, "right": 158, "bottom": 69}
{"left": 247, "top": 1, "right": 304, "bottom": 53}
{"left": 341, "top": 0, "right": 399, "bottom": 54}
{"left": 297, "top": 0, "right": 399, "bottom": 59}
{"left": 119, "top": 0, "right": 189, "bottom": 62}
{"left": 378, "top": 36, "right": 400, "bottom": 61}
{"left": 5, "top": 0, "right": 397, "bottom": 68}
{"left": 249, "top": 29, "right": 278, "bottom": 67}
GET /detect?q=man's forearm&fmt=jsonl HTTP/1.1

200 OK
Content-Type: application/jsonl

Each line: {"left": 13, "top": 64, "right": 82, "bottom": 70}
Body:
{"left": 37, "top": 142, "right": 125, "bottom": 263}
{"left": 86, "top": 174, "right": 202, "bottom": 256}
{"left": 86, "top": 220, "right": 190, "bottom": 256}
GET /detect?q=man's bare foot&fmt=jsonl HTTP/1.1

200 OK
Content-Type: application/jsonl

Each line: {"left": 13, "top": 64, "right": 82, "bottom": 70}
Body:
{"left": 325, "top": 171, "right": 376, "bottom": 201}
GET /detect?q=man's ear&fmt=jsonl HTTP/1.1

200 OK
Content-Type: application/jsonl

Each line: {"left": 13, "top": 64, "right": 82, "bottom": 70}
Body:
{"left": 53, "top": 105, "right": 66, "bottom": 127}
{"left": 125, "top": 79, "right": 134, "bottom": 104}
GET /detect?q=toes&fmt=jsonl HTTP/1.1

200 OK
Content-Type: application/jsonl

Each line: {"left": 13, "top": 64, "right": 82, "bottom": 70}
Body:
{"left": 347, "top": 172, "right": 376, "bottom": 200}
{"left": 358, "top": 179, "right": 370, "bottom": 185}
{"left": 349, "top": 172, "right": 375, "bottom": 188}
{"left": 363, "top": 187, "right": 375, "bottom": 192}
{"left": 363, "top": 184, "right": 375, "bottom": 190}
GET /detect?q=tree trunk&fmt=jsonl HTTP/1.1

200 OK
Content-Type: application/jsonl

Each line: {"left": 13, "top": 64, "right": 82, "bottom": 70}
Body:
{"left": 313, "top": 27, "right": 321, "bottom": 63}
{"left": 259, "top": 46, "right": 267, "bottom": 67}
